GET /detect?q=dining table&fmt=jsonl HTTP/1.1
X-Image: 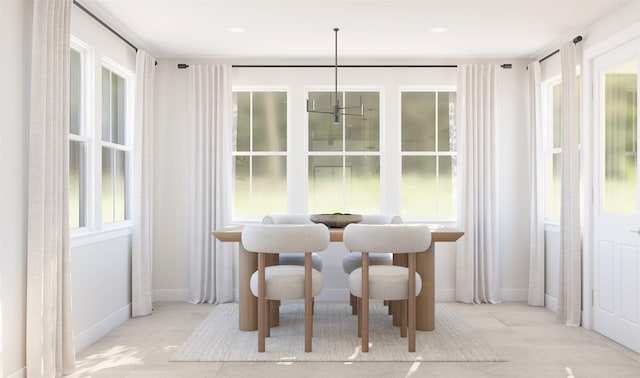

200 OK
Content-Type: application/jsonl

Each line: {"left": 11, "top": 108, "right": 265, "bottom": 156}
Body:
{"left": 212, "top": 224, "right": 464, "bottom": 332}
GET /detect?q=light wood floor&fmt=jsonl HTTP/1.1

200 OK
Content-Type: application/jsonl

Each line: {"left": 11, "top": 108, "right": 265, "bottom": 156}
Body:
{"left": 69, "top": 302, "right": 640, "bottom": 377}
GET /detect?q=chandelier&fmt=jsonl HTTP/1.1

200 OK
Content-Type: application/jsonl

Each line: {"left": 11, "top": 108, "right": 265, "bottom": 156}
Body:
{"left": 306, "top": 28, "right": 364, "bottom": 124}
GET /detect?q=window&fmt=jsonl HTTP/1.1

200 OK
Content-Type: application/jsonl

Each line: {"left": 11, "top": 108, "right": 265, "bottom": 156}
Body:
{"left": 542, "top": 74, "right": 581, "bottom": 222}
{"left": 101, "top": 66, "right": 131, "bottom": 224}
{"left": 307, "top": 91, "right": 381, "bottom": 214}
{"left": 232, "top": 90, "right": 288, "bottom": 218}
{"left": 543, "top": 78, "right": 562, "bottom": 221}
{"left": 602, "top": 62, "right": 637, "bottom": 214}
{"left": 400, "top": 90, "right": 457, "bottom": 220}
{"left": 230, "top": 69, "right": 459, "bottom": 222}
{"left": 68, "top": 36, "right": 133, "bottom": 234}
{"left": 69, "top": 45, "right": 88, "bottom": 229}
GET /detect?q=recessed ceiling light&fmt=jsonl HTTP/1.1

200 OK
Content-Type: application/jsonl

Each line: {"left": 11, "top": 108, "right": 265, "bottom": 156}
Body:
{"left": 227, "top": 27, "right": 245, "bottom": 33}
{"left": 430, "top": 27, "right": 447, "bottom": 33}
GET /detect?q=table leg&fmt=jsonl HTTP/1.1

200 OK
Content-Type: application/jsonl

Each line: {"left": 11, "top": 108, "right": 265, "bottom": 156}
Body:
{"left": 238, "top": 243, "right": 258, "bottom": 331}
{"left": 416, "top": 244, "right": 435, "bottom": 331}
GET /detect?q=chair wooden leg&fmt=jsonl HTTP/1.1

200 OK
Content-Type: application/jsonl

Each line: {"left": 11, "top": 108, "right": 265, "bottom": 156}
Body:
{"left": 258, "top": 254, "right": 266, "bottom": 352}
{"left": 350, "top": 294, "right": 358, "bottom": 315}
{"left": 362, "top": 253, "right": 369, "bottom": 353}
{"left": 408, "top": 253, "right": 417, "bottom": 352}
{"left": 400, "top": 299, "right": 407, "bottom": 338}
{"left": 265, "top": 300, "right": 271, "bottom": 338}
{"left": 357, "top": 297, "right": 362, "bottom": 337}
{"left": 305, "top": 253, "right": 313, "bottom": 352}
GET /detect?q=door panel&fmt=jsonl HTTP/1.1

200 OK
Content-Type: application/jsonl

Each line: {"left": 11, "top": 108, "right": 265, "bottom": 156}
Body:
{"left": 592, "top": 38, "right": 640, "bottom": 353}
{"left": 597, "top": 241, "right": 615, "bottom": 313}
{"left": 620, "top": 244, "right": 638, "bottom": 323}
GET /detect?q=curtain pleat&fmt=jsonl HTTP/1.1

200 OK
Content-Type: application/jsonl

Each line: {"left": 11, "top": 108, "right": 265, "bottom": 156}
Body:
{"left": 26, "top": 0, "right": 75, "bottom": 376}
{"left": 528, "top": 61, "right": 546, "bottom": 307}
{"left": 456, "top": 64, "right": 501, "bottom": 304}
{"left": 187, "top": 64, "right": 234, "bottom": 304}
{"left": 558, "top": 42, "right": 582, "bottom": 326}
{"left": 132, "top": 50, "right": 156, "bottom": 317}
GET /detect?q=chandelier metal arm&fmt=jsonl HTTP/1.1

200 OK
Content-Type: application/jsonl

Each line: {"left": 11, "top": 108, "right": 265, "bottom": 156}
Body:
{"left": 306, "top": 27, "right": 364, "bottom": 124}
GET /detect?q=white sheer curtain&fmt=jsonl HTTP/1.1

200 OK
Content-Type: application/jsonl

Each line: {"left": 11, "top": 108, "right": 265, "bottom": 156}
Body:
{"left": 558, "top": 42, "right": 582, "bottom": 326}
{"left": 26, "top": 0, "right": 75, "bottom": 376}
{"left": 456, "top": 64, "right": 501, "bottom": 304}
{"left": 132, "top": 50, "right": 156, "bottom": 317}
{"left": 0, "top": 271, "right": 3, "bottom": 378}
{"left": 528, "top": 61, "right": 545, "bottom": 307}
{"left": 187, "top": 64, "right": 234, "bottom": 304}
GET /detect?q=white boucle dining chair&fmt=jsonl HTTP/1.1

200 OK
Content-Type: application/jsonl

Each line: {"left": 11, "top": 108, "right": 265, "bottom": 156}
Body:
{"left": 241, "top": 223, "right": 330, "bottom": 353}
{"left": 344, "top": 223, "right": 431, "bottom": 352}
{"left": 262, "top": 214, "right": 323, "bottom": 271}
{"left": 342, "top": 215, "right": 402, "bottom": 315}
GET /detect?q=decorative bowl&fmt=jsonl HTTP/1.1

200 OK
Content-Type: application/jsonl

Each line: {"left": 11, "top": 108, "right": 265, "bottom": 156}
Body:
{"left": 310, "top": 213, "right": 363, "bottom": 228}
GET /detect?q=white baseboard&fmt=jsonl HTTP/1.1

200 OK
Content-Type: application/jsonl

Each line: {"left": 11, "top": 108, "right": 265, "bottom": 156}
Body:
{"left": 499, "top": 289, "right": 528, "bottom": 302}
{"left": 7, "top": 367, "right": 25, "bottom": 378}
{"left": 74, "top": 304, "right": 130, "bottom": 353}
{"left": 545, "top": 294, "right": 558, "bottom": 313}
{"left": 153, "top": 289, "right": 189, "bottom": 302}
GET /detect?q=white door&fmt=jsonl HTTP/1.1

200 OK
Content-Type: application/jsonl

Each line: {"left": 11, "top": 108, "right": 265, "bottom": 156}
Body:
{"left": 592, "top": 37, "right": 640, "bottom": 353}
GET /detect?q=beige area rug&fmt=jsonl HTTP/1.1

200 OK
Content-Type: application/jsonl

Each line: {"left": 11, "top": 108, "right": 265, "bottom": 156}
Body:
{"left": 171, "top": 302, "right": 504, "bottom": 362}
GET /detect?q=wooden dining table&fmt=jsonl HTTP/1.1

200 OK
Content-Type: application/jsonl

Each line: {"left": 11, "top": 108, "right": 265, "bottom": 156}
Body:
{"left": 212, "top": 224, "right": 463, "bottom": 332}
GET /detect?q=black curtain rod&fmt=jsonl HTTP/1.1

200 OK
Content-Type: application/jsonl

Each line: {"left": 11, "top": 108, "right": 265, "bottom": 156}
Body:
{"left": 538, "top": 35, "right": 583, "bottom": 64}
{"left": 73, "top": 0, "right": 138, "bottom": 52}
{"left": 177, "top": 63, "right": 513, "bottom": 69}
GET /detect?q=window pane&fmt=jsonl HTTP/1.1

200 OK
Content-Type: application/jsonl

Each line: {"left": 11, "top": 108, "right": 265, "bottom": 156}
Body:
{"left": 253, "top": 92, "right": 287, "bottom": 151}
{"left": 251, "top": 156, "right": 287, "bottom": 216}
{"left": 114, "top": 149, "right": 128, "bottom": 222}
{"left": 603, "top": 62, "right": 638, "bottom": 214}
{"left": 113, "top": 73, "right": 126, "bottom": 145}
{"left": 552, "top": 83, "right": 562, "bottom": 149}
{"left": 69, "top": 140, "right": 85, "bottom": 228}
{"left": 102, "top": 68, "right": 126, "bottom": 145}
{"left": 70, "top": 48, "right": 81, "bottom": 135}
{"left": 546, "top": 152, "right": 561, "bottom": 219}
{"left": 102, "top": 147, "right": 114, "bottom": 223}
{"left": 309, "top": 91, "right": 343, "bottom": 152}
{"left": 438, "top": 156, "right": 456, "bottom": 216}
{"left": 102, "top": 68, "right": 111, "bottom": 142}
{"left": 234, "top": 156, "right": 250, "bottom": 215}
{"left": 402, "top": 156, "right": 437, "bottom": 216}
{"left": 308, "top": 156, "right": 344, "bottom": 213}
{"left": 344, "top": 156, "right": 380, "bottom": 214}
{"left": 402, "top": 92, "right": 436, "bottom": 151}
{"left": 345, "top": 92, "right": 379, "bottom": 152}
{"left": 437, "top": 92, "right": 456, "bottom": 152}
{"left": 234, "top": 92, "right": 250, "bottom": 151}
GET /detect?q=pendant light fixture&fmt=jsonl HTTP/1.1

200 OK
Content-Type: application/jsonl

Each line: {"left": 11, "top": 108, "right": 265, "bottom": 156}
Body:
{"left": 306, "top": 28, "right": 364, "bottom": 124}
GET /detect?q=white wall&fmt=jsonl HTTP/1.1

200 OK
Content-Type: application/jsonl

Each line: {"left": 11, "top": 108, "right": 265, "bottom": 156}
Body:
{"left": 0, "top": 1, "right": 31, "bottom": 376}
{"left": 153, "top": 60, "right": 531, "bottom": 302}
{"left": 68, "top": 6, "right": 136, "bottom": 352}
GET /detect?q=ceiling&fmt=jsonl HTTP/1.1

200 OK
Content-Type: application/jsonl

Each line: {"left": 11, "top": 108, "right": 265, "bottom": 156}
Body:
{"left": 80, "top": 0, "right": 630, "bottom": 61}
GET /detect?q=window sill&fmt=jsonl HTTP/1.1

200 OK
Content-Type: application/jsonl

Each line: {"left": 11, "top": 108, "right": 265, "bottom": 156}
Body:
{"left": 544, "top": 222, "right": 560, "bottom": 233}
{"left": 70, "top": 223, "right": 133, "bottom": 248}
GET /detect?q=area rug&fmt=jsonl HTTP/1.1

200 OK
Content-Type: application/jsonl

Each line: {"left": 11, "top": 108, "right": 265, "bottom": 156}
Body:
{"left": 171, "top": 302, "right": 503, "bottom": 362}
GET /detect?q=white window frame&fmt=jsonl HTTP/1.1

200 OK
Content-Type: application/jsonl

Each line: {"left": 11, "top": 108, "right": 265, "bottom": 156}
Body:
{"left": 69, "top": 35, "right": 135, "bottom": 246}
{"left": 542, "top": 75, "right": 562, "bottom": 226}
{"left": 231, "top": 86, "right": 290, "bottom": 222}
{"left": 70, "top": 37, "right": 94, "bottom": 236}
{"left": 304, "top": 86, "right": 384, "bottom": 215}
{"left": 99, "top": 57, "right": 134, "bottom": 230}
{"left": 399, "top": 86, "right": 458, "bottom": 223}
